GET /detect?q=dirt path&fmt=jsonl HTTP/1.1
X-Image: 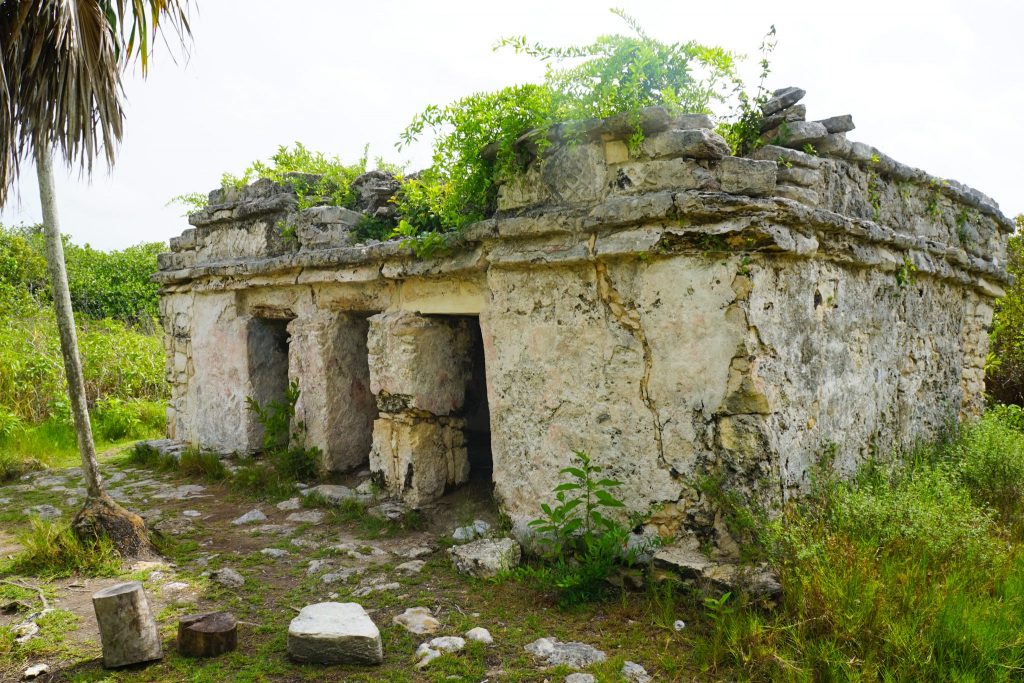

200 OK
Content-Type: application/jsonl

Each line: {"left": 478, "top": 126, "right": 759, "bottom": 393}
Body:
{"left": 0, "top": 450, "right": 697, "bottom": 682}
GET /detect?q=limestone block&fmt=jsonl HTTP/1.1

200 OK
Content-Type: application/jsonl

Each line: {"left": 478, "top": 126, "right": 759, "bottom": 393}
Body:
{"left": 288, "top": 313, "right": 376, "bottom": 472}
{"left": 719, "top": 157, "right": 777, "bottom": 196}
{"left": 296, "top": 206, "right": 363, "bottom": 251}
{"left": 816, "top": 115, "right": 855, "bottom": 134}
{"left": 759, "top": 103, "right": 806, "bottom": 132}
{"left": 749, "top": 144, "right": 822, "bottom": 169}
{"left": 541, "top": 142, "right": 606, "bottom": 204}
{"left": 762, "top": 121, "right": 828, "bottom": 148}
{"left": 449, "top": 537, "right": 521, "bottom": 578}
{"left": 775, "top": 184, "right": 820, "bottom": 206}
{"left": 760, "top": 86, "right": 806, "bottom": 116}
{"left": 612, "top": 158, "right": 717, "bottom": 194}
{"left": 287, "top": 602, "right": 383, "bottom": 665}
{"left": 367, "top": 311, "right": 473, "bottom": 416}
{"left": 369, "top": 414, "right": 469, "bottom": 507}
{"left": 776, "top": 166, "right": 821, "bottom": 188}
{"left": 640, "top": 129, "right": 730, "bottom": 160}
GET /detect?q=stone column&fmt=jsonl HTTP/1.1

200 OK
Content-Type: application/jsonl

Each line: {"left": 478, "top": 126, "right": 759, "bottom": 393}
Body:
{"left": 189, "top": 293, "right": 256, "bottom": 453}
{"left": 287, "top": 312, "right": 377, "bottom": 473}
{"left": 367, "top": 311, "right": 473, "bottom": 506}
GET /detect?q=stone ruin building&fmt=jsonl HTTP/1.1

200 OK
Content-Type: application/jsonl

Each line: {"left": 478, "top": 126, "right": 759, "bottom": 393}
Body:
{"left": 155, "top": 87, "right": 1013, "bottom": 544}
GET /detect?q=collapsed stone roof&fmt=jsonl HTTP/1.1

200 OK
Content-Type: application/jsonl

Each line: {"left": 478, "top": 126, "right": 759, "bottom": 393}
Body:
{"left": 156, "top": 86, "right": 1012, "bottom": 300}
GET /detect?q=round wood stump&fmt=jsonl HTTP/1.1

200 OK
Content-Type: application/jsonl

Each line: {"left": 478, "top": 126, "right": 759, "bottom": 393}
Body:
{"left": 92, "top": 582, "right": 162, "bottom": 668}
{"left": 177, "top": 612, "right": 238, "bottom": 657}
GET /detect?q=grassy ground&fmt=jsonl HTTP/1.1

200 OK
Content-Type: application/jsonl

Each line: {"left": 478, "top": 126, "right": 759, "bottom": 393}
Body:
{"left": 3, "top": 407, "right": 1024, "bottom": 681}
{"left": 0, "top": 400, "right": 166, "bottom": 481}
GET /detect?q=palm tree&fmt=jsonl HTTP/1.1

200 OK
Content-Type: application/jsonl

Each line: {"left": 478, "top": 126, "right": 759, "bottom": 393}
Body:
{"left": 0, "top": 0, "right": 191, "bottom": 556}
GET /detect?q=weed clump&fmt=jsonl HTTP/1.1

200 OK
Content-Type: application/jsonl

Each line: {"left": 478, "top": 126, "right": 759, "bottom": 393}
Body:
{"left": 4, "top": 519, "right": 121, "bottom": 578}
{"left": 687, "top": 405, "right": 1024, "bottom": 680}
{"left": 511, "top": 450, "right": 650, "bottom": 605}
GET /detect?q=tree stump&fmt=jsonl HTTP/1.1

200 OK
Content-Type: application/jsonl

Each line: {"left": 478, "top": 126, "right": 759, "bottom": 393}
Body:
{"left": 92, "top": 582, "right": 162, "bottom": 668}
{"left": 177, "top": 612, "right": 238, "bottom": 657}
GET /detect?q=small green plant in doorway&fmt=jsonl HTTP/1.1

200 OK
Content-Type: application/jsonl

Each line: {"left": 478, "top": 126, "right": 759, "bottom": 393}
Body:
{"left": 511, "top": 450, "right": 649, "bottom": 605}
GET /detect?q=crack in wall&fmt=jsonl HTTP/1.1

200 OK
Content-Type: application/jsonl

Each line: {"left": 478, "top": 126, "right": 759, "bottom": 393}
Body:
{"left": 586, "top": 234, "right": 667, "bottom": 471}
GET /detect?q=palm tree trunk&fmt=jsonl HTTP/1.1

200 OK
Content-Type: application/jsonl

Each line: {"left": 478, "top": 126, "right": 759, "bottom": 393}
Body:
{"left": 35, "top": 145, "right": 151, "bottom": 557}
{"left": 35, "top": 145, "right": 104, "bottom": 498}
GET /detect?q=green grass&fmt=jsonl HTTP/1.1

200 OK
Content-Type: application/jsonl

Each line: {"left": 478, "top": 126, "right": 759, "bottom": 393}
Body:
{"left": 0, "top": 400, "right": 166, "bottom": 481}
{"left": 682, "top": 407, "right": 1024, "bottom": 680}
{"left": 1, "top": 518, "right": 123, "bottom": 578}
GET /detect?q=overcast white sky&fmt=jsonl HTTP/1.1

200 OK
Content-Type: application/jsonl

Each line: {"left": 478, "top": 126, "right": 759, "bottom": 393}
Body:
{"left": 1, "top": 0, "right": 1021, "bottom": 250}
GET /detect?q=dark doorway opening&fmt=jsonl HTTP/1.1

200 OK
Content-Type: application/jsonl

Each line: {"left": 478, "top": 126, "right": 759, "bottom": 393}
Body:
{"left": 247, "top": 317, "right": 291, "bottom": 448}
{"left": 460, "top": 317, "right": 492, "bottom": 483}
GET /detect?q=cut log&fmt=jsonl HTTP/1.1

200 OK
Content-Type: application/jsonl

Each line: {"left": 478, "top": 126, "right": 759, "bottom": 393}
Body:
{"left": 92, "top": 582, "right": 162, "bottom": 668}
{"left": 177, "top": 612, "right": 238, "bottom": 657}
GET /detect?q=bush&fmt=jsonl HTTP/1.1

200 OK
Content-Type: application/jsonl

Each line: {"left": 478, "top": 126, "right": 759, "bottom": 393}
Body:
{"left": 0, "top": 310, "right": 165, "bottom": 424}
{"left": 987, "top": 215, "right": 1024, "bottom": 403}
{"left": 92, "top": 397, "right": 165, "bottom": 442}
{"left": 512, "top": 450, "right": 644, "bottom": 605}
{"left": 950, "top": 409, "right": 1024, "bottom": 530}
{"left": 0, "top": 223, "right": 162, "bottom": 324}
{"left": 688, "top": 406, "right": 1024, "bottom": 680}
{"left": 183, "top": 12, "right": 760, "bottom": 248}
{"left": 398, "top": 11, "right": 744, "bottom": 238}
{"left": 221, "top": 142, "right": 368, "bottom": 212}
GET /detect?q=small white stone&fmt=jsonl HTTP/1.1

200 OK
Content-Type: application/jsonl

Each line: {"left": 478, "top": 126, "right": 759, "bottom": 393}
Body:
{"left": 565, "top": 674, "right": 596, "bottom": 683}
{"left": 261, "top": 548, "right": 289, "bottom": 558}
{"left": 286, "top": 510, "right": 324, "bottom": 525}
{"left": 415, "top": 636, "right": 465, "bottom": 667}
{"left": 465, "top": 627, "right": 493, "bottom": 644}
{"left": 306, "top": 559, "right": 330, "bottom": 575}
{"left": 276, "top": 497, "right": 301, "bottom": 511}
{"left": 450, "top": 538, "right": 521, "bottom": 578}
{"left": 211, "top": 568, "right": 244, "bottom": 588}
{"left": 395, "top": 560, "right": 425, "bottom": 575}
{"left": 23, "top": 663, "right": 50, "bottom": 679}
{"left": 673, "top": 619, "right": 686, "bottom": 631}
{"left": 622, "top": 661, "right": 652, "bottom": 683}
{"left": 182, "top": 510, "right": 202, "bottom": 518}
{"left": 231, "top": 509, "right": 267, "bottom": 525}
{"left": 163, "top": 581, "right": 190, "bottom": 592}
{"left": 393, "top": 607, "right": 441, "bottom": 635}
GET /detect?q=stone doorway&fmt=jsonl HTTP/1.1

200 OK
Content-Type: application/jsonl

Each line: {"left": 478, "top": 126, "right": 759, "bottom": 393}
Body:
{"left": 366, "top": 311, "right": 493, "bottom": 507}
{"left": 247, "top": 316, "right": 292, "bottom": 448}
{"left": 462, "top": 318, "right": 492, "bottom": 485}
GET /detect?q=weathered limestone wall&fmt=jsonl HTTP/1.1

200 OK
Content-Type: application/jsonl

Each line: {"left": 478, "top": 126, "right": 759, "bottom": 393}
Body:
{"left": 156, "top": 89, "right": 1013, "bottom": 544}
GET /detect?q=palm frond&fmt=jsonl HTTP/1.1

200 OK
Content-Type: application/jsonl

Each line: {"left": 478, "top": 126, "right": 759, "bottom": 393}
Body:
{"left": 0, "top": 0, "right": 192, "bottom": 206}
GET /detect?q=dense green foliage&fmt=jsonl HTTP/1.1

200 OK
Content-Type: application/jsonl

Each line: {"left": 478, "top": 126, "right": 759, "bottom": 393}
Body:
{"left": 689, "top": 408, "right": 1024, "bottom": 680}
{"left": 986, "top": 214, "right": 1024, "bottom": 404}
{"left": 0, "top": 224, "right": 162, "bottom": 322}
{"left": 398, "top": 10, "right": 744, "bottom": 238}
{"left": 0, "top": 224, "right": 166, "bottom": 478}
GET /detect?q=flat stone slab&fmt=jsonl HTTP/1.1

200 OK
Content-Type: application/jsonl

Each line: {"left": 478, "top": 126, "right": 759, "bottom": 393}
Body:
{"left": 525, "top": 637, "right": 607, "bottom": 669}
{"left": 287, "top": 602, "right": 383, "bottom": 665}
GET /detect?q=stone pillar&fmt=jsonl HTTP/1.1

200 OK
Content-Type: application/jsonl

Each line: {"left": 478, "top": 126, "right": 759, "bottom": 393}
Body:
{"left": 367, "top": 311, "right": 473, "bottom": 506}
{"left": 287, "top": 312, "right": 377, "bottom": 473}
{"left": 189, "top": 293, "right": 256, "bottom": 453}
